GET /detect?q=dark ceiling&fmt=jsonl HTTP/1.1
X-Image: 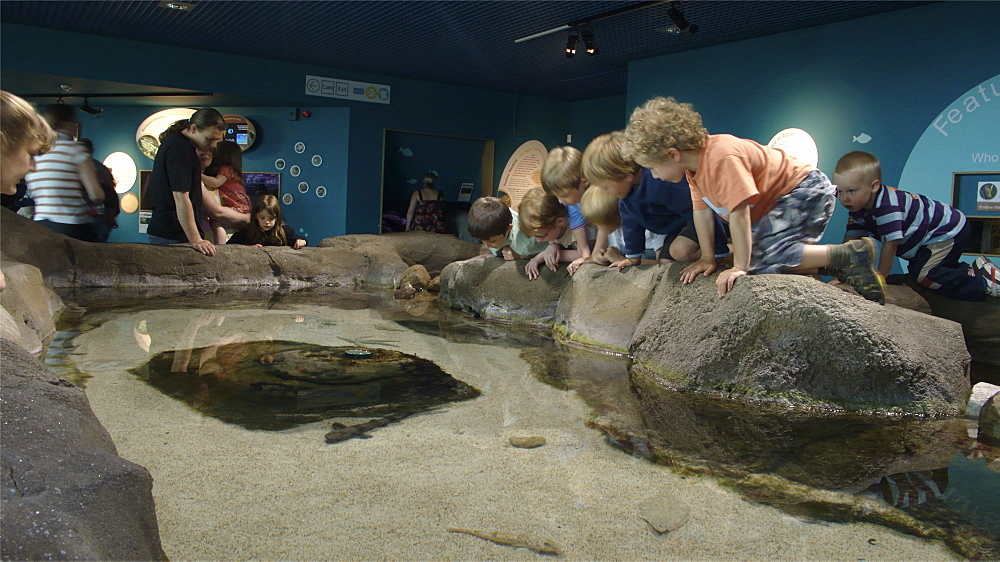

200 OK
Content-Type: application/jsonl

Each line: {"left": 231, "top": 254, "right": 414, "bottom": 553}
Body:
{"left": 1, "top": 0, "right": 929, "bottom": 103}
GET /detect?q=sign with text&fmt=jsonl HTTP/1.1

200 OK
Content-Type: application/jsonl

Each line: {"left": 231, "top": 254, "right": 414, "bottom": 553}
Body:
{"left": 498, "top": 140, "right": 548, "bottom": 210}
{"left": 305, "top": 75, "right": 390, "bottom": 104}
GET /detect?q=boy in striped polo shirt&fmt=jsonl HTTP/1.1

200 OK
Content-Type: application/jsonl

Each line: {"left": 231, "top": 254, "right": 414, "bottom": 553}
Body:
{"left": 834, "top": 151, "right": 999, "bottom": 300}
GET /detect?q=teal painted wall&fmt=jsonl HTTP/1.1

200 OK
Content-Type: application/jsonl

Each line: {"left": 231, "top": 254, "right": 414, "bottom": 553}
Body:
{"left": 1, "top": 23, "right": 569, "bottom": 237}
{"left": 626, "top": 1, "right": 1000, "bottom": 268}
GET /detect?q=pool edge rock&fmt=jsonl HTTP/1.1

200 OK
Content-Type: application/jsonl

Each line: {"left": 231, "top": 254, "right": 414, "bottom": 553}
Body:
{"left": 0, "top": 340, "right": 165, "bottom": 560}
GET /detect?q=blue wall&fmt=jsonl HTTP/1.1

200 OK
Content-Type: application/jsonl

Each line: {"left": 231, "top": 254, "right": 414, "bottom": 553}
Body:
{"left": 626, "top": 1, "right": 1000, "bottom": 267}
{"left": 74, "top": 105, "right": 349, "bottom": 243}
{"left": 1, "top": 23, "right": 570, "bottom": 237}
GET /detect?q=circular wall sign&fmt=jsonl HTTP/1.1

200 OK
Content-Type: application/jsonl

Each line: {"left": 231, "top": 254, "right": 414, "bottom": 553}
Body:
{"left": 222, "top": 114, "right": 257, "bottom": 151}
{"left": 102, "top": 151, "right": 137, "bottom": 193}
{"left": 135, "top": 107, "right": 196, "bottom": 160}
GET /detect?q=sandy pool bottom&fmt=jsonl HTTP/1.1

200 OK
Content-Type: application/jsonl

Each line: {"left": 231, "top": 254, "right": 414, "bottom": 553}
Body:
{"left": 72, "top": 304, "right": 957, "bottom": 560}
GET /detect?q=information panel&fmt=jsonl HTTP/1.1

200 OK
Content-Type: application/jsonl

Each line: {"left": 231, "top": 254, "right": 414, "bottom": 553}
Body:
{"left": 305, "top": 75, "right": 390, "bottom": 105}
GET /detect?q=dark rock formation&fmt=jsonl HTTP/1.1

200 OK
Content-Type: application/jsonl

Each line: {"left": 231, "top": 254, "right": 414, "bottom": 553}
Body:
{"left": 631, "top": 264, "right": 970, "bottom": 414}
{"left": 0, "top": 263, "right": 63, "bottom": 355}
{"left": 439, "top": 259, "right": 971, "bottom": 415}
{"left": 438, "top": 256, "right": 568, "bottom": 328}
{"left": 980, "top": 394, "right": 1000, "bottom": 446}
{"left": 1, "top": 208, "right": 480, "bottom": 290}
{"left": 1, "top": 340, "right": 164, "bottom": 560}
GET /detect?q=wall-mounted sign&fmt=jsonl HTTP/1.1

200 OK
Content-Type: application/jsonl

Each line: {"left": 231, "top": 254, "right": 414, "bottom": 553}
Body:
{"left": 767, "top": 128, "right": 818, "bottom": 168}
{"left": 103, "top": 151, "right": 137, "bottom": 193}
{"left": 135, "top": 107, "right": 196, "bottom": 160}
{"left": 305, "top": 74, "right": 390, "bottom": 105}
{"left": 498, "top": 140, "right": 548, "bottom": 210}
{"left": 222, "top": 114, "right": 257, "bottom": 151}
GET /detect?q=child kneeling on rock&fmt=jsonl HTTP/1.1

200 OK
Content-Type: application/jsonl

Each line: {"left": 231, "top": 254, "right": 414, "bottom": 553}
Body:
{"left": 624, "top": 96, "right": 885, "bottom": 303}
{"left": 517, "top": 187, "right": 589, "bottom": 281}
{"left": 229, "top": 195, "right": 305, "bottom": 249}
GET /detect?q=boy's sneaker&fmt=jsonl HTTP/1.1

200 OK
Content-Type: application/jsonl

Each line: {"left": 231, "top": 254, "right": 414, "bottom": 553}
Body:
{"left": 973, "top": 256, "right": 1000, "bottom": 297}
{"left": 840, "top": 238, "right": 886, "bottom": 305}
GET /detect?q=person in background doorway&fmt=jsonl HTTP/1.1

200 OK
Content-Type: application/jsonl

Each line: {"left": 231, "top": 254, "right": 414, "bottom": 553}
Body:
{"left": 145, "top": 107, "right": 226, "bottom": 255}
{"left": 406, "top": 172, "right": 447, "bottom": 233}
{"left": 24, "top": 103, "right": 104, "bottom": 242}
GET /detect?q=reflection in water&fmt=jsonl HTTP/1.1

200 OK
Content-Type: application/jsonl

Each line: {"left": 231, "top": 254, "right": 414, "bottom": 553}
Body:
{"left": 524, "top": 343, "right": 1000, "bottom": 559}
{"left": 132, "top": 340, "right": 479, "bottom": 431}
{"left": 46, "top": 288, "right": 999, "bottom": 558}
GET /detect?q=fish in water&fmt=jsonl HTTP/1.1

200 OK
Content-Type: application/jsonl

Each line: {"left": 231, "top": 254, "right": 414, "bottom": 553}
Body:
{"left": 447, "top": 527, "right": 562, "bottom": 556}
{"left": 399, "top": 147, "right": 413, "bottom": 157}
{"left": 876, "top": 468, "right": 948, "bottom": 508}
{"left": 853, "top": 133, "right": 872, "bottom": 144}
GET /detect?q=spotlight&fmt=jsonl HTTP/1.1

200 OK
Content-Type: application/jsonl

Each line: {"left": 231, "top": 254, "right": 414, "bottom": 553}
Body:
{"left": 80, "top": 97, "right": 103, "bottom": 118}
{"left": 667, "top": 2, "right": 698, "bottom": 34}
{"left": 581, "top": 28, "right": 599, "bottom": 56}
{"left": 565, "top": 32, "right": 578, "bottom": 58}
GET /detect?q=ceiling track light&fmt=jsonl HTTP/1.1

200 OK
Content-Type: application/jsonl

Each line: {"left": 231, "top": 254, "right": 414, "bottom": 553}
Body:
{"left": 666, "top": 2, "right": 698, "bottom": 34}
{"left": 80, "top": 97, "right": 103, "bottom": 118}
{"left": 581, "top": 28, "right": 599, "bottom": 56}
{"left": 565, "top": 32, "right": 578, "bottom": 58}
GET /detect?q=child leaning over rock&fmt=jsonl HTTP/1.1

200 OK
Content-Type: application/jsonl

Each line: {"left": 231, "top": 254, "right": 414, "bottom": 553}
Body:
{"left": 517, "top": 188, "right": 586, "bottom": 280}
{"left": 624, "top": 96, "right": 885, "bottom": 303}
{"left": 466, "top": 196, "right": 548, "bottom": 260}
{"left": 834, "top": 150, "right": 998, "bottom": 300}
{"left": 540, "top": 146, "right": 595, "bottom": 274}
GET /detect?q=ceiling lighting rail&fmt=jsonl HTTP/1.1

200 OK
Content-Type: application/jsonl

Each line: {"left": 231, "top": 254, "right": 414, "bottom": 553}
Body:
{"left": 514, "top": 1, "right": 667, "bottom": 44}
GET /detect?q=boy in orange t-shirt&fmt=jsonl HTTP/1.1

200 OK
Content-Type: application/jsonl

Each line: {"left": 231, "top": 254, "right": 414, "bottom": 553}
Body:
{"left": 624, "top": 96, "right": 885, "bottom": 303}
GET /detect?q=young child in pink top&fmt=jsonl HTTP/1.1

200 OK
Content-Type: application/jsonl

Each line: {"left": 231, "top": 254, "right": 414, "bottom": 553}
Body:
{"left": 624, "top": 96, "right": 885, "bottom": 303}
{"left": 202, "top": 140, "right": 251, "bottom": 243}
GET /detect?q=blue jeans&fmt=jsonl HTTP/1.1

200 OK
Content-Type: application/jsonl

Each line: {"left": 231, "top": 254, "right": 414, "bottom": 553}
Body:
{"left": 147, "top": 234, "right": 181, "bottom": 245}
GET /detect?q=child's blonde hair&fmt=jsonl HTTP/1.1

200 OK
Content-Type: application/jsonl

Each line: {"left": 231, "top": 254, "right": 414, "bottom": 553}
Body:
{"left": 624, "top": 97, "right": 707, "bottom": 165}
{"left": 0, "top": 90, "right": 54, "bottom": 157}
{"left": 518, "top": 187, "right": 567, "bottom": 233}
{"left": 834, "top": 151, "right": 882, "bottom": 182}
{"left": 581, "top": 131, "right": 639, "bottom": 184}
{"left": 580, "top": 186, "right": 621, "bottom": 230}
{"left": 541, "top": 146, "right": 583, "bottom": 197}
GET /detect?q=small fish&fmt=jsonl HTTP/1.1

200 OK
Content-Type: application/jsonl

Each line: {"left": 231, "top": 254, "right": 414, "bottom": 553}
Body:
{"left": 853, "top": 133, "right": 872, "bottom": 144}
{"left": 447, "top": 527, "right": 561, "bottom": 556}
{"left": 398, "top": 147, "right": 413, "bottom": 157}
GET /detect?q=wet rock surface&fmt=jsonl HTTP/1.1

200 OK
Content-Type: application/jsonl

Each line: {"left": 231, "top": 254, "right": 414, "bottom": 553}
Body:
{"left": 981, "top": 394, "right": 1000, "bottom": 446}
{"left": 0, "top": 340, "right": 164, "bottom": 560}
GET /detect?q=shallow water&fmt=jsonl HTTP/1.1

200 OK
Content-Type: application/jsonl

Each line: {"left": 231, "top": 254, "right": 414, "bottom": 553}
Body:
{"left": 47, "top": 287, "right": 999, "bottom": 558}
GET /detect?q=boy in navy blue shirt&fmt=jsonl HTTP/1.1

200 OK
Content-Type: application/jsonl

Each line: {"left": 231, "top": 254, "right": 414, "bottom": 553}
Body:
{"left": 581, "top": 132, "right": 729, "bottom": 271}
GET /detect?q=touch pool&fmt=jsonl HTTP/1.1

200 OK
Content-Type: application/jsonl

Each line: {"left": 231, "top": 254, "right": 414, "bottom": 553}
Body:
{"left": 45, "top": 287, "right": 996, "bottom": 560}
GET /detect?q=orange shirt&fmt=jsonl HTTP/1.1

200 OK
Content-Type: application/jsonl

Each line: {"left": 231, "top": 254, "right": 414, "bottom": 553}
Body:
{"left": 686, "top": 134, "right": 813, "bottom": 224}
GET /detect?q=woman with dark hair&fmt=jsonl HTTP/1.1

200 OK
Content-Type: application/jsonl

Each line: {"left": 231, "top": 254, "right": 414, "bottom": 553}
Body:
{"left": 145, "top": 107, "right": 226, "bottom": 256}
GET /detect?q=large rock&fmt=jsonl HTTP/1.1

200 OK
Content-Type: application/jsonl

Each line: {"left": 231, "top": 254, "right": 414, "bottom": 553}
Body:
{"left": 630, "top": 264, "right": 971, "bottom": 415}
{"left": 980, "top": 394, "right": 1000, "bottom": 446}
{"left": 0, "top": 262, "right": 63, "bottom": 355}
{"left": 438, "top": 256, "right": 569, "bottom": 327}
{"left": 1, "top": 207, "right": 479, "bottom": 290}
{"left": 553, "top": 263, "right": 665, "bottom": 354}
{"left": 0, "top": 340, "right": 164, "bottom": 560}
{"left": 895, "top": 274, "right": 1000, "bottom": 370}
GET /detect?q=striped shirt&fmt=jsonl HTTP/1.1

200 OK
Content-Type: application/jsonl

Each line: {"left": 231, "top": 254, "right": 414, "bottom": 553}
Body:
{"left": 845, "top": 184, "right": 966, "bottom": 260}
{"left": 25, "top": 133, "right": 92, "bottom": 224}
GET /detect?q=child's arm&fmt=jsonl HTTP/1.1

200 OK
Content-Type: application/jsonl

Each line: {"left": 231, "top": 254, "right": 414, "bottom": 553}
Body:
{"left": 202, "top": 173, "right": 226, "bottom": 190}
{"left": 679, "top": 208, "right": 720, "bottom": 284}
{"left": 566, "top": 228, "right": 592, "bottom": 275}
{"left": 591, "top": 226, "right": 612, "bottom": 264}
{"left": 525, "top": 243, "right": 561, "bottom": 280}
{"left": 501, "top": 246, "right": 522, "bottom": 261}
{"left": 876, "top": 240, "right": 898, "bottom": 278}
{"left": 715, "top": 203, "right": 752, "bottom": 297}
